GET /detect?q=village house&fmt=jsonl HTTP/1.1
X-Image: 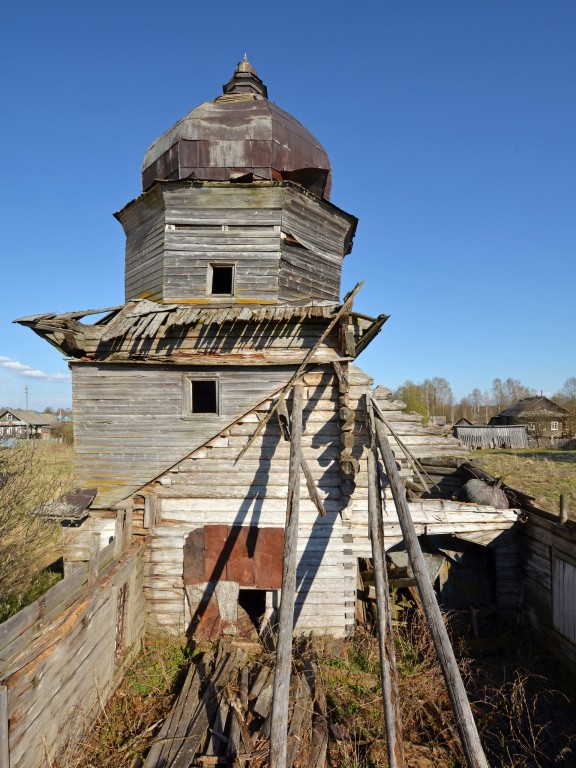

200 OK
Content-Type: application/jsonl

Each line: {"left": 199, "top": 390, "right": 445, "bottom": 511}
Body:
{"left": 490, "top": 395, "right": 570, "bottom": 438}
{"left": 0, "top": 408, "right": 56, "bottom": 440}
{"left": 17, "top": 60, "right": 521, "bottom": 640}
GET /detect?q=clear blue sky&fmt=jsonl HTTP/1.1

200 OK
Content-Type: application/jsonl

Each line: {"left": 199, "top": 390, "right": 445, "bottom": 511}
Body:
{"left": 1, "top": 1, "right": 575, "bottom": 410}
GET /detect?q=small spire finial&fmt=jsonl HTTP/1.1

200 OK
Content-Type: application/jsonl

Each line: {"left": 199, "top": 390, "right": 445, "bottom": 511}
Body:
{"left": 223, "top": 58, "right": 268, "bottom": 98}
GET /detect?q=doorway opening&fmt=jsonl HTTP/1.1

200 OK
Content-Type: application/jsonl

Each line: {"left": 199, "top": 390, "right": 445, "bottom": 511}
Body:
{"left": 238, "top": 588, "right": 267, "bottom": 632}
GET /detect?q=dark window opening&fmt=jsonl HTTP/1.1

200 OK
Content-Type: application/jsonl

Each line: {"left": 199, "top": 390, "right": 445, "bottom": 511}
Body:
{"left": 211, "top": 265, "right": 234, "bottom": 295}
{"left": 238, "top": 589, "right": 267, "bottom": 632}
{"left": 192, "top": 380, "right": 218, "bottom": 413}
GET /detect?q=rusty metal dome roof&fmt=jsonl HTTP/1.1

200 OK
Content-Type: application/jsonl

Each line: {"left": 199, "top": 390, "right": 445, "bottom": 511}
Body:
{"left": 142, "top": 59, "right": 332, "bottom": 199}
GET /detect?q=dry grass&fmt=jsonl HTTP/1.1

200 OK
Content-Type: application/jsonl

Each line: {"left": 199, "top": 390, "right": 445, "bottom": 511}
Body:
{"left": 55, "top": 634, "right": 192, "bottom": 768}
{"left": 0, "top": 441, "right": 73, "bottom": 621}
{"left": 54, "top": 613, "right": 576, "bottom": 768}
{"left": 471, "top": 449, "right": 576, "bottom": 517}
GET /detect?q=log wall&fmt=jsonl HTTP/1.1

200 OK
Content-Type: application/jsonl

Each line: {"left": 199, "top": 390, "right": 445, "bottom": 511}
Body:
{"left": 0, "top": 542, "right": 146, "bottom": 768}
{"left": 115, "top": 362, "right": 520, "bottom": 639}
{"left": 137, "top": 366, "right": 356, "bottom": 637}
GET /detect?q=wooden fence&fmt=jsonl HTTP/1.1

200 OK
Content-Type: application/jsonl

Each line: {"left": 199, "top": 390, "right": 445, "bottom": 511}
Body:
{"left": 0, "top": 519, "right": 146, "bottom": 768}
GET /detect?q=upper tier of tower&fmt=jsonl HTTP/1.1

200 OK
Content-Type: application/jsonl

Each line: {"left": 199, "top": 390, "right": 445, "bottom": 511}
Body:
{"left": 142, "top": 58, "right": 332, "bottom": 200}
{"left": 117, "top": 60, "right": 356, "bottom": 305}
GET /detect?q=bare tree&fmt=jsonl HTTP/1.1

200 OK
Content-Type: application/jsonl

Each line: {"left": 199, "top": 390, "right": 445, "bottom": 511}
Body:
{"left": 0, "top": 443, "right": 68, "bottom": 620}
{"left": 554, "top": 377, "right": 576, "bottom": 434}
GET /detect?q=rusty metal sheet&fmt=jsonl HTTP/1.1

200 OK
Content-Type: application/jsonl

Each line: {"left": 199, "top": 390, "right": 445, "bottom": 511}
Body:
{"left": 183, "top": 528, "right": 205, "bottom": 585}
{"left": 142, "top": 95, "right": 332, "bottom": 199}
{"left": 201, "top": 525, "right": 284, "bottom": 589}
{"left": 253, "top": 527, "right": 284, "bottom": 589}
{"left": 203, "top": 524, "right": 231, "bottom": 583}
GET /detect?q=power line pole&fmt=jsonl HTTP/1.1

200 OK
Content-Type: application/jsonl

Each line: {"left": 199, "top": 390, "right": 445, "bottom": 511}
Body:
{"left": 25, "top": 385, "right": 29, "bottom": 439}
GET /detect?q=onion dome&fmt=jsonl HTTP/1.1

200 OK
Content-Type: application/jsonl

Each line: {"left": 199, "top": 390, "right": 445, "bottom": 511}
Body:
{"left": 142, "top": 58, "right": 332, "bottom": 199}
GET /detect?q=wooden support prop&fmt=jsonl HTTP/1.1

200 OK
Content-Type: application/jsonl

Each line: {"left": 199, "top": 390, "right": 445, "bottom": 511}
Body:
{"left": 560, "top": 494, "right": 568, "bottom": 524}
{"left": 372, "top": 404, "right": 489, "bottom": 768}
{"left": 235, "top": 282, "right": 363, "bottom": 463}
{"left": 365, "top": 398, "right": 405, "bottom": 768}
{"left": 277, "top": 400, "right": 326, "bottom": 517}
{"left": 371, "top": 399, "right": 433, "bottom": 493}
{"left": 270, "top": 383, "right": 304, "bottom": 768}
{"left": 144, "top": 493, "right": 158, "bottom": 529}
{"left": 114, "top": 509, "right": 126, "bottom": 557}
{"left": 88, "top": 532, "right": 101, "bottom": 585}
{"left": 0, "top": 686, "right": 8, "bottom": 768}
{"left": 125, "top": 499, "right": 133, "bottom": 545}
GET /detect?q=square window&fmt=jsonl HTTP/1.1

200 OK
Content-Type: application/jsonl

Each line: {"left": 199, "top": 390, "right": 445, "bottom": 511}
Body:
{"left": 210, "top": 265, "right": 234, "bottom": 295}
{"left": 183, "top": 375, "right": 220, "bottom": 417}
{"left": 191, "top": 380, "right": 218, "bottom": 413}
{"left": 551, "top": 421, "right": 559, "bottom": 431}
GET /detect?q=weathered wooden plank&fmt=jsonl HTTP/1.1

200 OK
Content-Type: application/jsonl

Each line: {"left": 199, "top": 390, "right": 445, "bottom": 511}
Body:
{"left": 366, "top": 399, "right": 405, "bottom": 768}
{"left": 270, "top": 383, "right": 303, "bottom": 768}
{"left": 373, "top": 407, "right": 489, "bottom": 768}
{"left": 0, "top": 686, "right": 8, "bottom": 768}
{"left": 171, "top": 648, "right": 242, "bottom": 768}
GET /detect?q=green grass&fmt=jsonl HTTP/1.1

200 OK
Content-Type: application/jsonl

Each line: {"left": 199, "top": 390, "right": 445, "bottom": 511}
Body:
{"left": 0, "top": 565, "right": 63, "bottom": 623}
{"left": 471, "top": 449, "right": 576, "bottom": 516}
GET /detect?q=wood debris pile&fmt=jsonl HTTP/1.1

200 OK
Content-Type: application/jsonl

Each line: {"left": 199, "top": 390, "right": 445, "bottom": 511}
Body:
{"left": 145, "top": 641, "right": 328, "bottom": 768}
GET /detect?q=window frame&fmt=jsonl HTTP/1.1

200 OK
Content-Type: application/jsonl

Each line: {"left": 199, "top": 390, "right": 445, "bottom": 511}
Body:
{"left": 208, "top": 262, "right": 236, "bottom": 297}
{"left": 551, "top": 421, "right": 559, "bottom": 432}
{"left": 182, "top": 373, "right": 221, "bottom": 418}
{"left": 552, "top": 552, "right": 576, "bottom": 643}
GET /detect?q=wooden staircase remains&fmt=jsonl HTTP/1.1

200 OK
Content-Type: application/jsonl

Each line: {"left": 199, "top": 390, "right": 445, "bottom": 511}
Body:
{"left": 145, "top": 641, "right": 328, "bottom": 768}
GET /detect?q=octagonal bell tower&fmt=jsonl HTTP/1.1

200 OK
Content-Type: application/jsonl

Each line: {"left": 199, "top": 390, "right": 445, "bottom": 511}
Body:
{"left": 115, "top": 60, "right": 357, "bottom": 305}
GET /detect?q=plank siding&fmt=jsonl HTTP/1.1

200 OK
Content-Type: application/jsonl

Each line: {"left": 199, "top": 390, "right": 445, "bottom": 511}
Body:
{"left": 116, "top": 182, "right": 354, "bottom": 305}
{"left": 122, "top": 187, "right": 166, "bottom": 301}
{"left": 1, "top": 546, "right": 146, "bottom": 768}
{"left": 279, "top": 244, "right": 340, "bottom": 302}
{"left": 72, "top": 363, "right": 298, "bottom": 508}
{"left": 522, "top": 514, "right": 576, "bottom": 669}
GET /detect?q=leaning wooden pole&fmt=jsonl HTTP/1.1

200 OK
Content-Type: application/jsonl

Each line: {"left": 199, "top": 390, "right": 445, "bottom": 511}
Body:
{"left": 270, "top": 382, "right": 304, "bottom": 768}
{"left": 365, "top": 398, "right": 406, "bottom": 768}
{"left": 372, "top": 409, "right": 489, "bottom": 768}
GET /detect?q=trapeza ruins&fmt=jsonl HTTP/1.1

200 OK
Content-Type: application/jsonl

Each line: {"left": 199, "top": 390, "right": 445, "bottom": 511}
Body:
{"left": 17, "top": 60, "right": 522, "bottom": 641}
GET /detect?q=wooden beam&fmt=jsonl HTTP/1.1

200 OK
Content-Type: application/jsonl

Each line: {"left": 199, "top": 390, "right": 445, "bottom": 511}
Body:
{"left": 372, "top": 401, "right": 489, "bottom": 768}
{"left": 560, "top": 494, "right": 568, "bottom": 524}
{"left": 114, "top": 509, "right": 126, "bottom": 557}
{"left": 88, "top": 532, "right": 101, "bottom": 585}
{"left": 235, "top": 282, "right": 363, "bottom": 463}
{"left": 371, "top": 398, "right": 432, "bottom": 493}
{"left": 276, "top": 399, "right": 326, "bottom": 517}
{"left": 0, "top": 686, "right": 8, "bottom": 768}
{"left": 270, "top": 383, "right": 304, "bottom": 768}
{"left": 366, "top": 399, "right": 405, "bottom": 768}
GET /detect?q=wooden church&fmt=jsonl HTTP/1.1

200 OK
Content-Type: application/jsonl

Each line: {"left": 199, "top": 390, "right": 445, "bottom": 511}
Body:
{"left": 17, "top": 60, "right": 520, "bottom": 639}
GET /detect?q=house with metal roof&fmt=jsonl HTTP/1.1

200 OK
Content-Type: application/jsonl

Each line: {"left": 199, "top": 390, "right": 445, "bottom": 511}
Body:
{"left": 490, "top": 396, "right": 570, "bottom": 439}
{"left": 0, "top": 409, "right": 56, "bottom": 440}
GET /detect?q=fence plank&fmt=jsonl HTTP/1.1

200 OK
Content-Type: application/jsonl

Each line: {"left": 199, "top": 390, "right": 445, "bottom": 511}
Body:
{"left": 0, "top": 685, "right": 8, "bottom": 768}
